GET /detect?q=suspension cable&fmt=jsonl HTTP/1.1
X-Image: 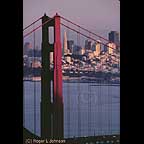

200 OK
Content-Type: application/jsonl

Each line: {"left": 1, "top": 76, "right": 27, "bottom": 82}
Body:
{"left": 23, "top": 16, "right": 42, "bottom": 31}
{"left": 23, "top": 37, "right": 25, "bottom": 128}
{"left": 77, "top": 27, "right": 81, "bottom": 137}
{"left": 33, "top": 24, "right": 36, "bottom": 135}
{"left": 87, "top": 31, "right": 91, "bottom": 136}
{"left": 23, "top": 17, "right": 54, "bottom": 38}
{"left": 100, "top": 60, "right": 102, "bottom": 135}
{"left": 66, "top": 27, "right": 70, "bottom": 138}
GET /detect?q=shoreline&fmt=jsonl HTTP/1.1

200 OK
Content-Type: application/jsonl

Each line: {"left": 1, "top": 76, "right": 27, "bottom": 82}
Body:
{"left": 23, "top": 77, "right": 120, "bottom": 84}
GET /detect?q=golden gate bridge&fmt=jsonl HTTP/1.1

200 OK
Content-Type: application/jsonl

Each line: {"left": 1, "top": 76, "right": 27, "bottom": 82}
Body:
{"left": 23, "top": 13, "right": 120, "bottom": 144}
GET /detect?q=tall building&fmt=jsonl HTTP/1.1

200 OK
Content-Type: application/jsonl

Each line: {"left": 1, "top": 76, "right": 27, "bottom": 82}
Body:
{"left": 109, "top": 31, "right": 120, "bottom": 46}
{"left": 91, "top": 42, "right": 96, "bottom": 52}
{"left": 79, "top": 48, "right": 85, "bottom": 55}
{"left": 23, "top": 42, "right": 31, "bottom": 55}
{"left": 64, "top": 31, "right": 68, "bottom": 54}
{"left": 108, "top": 42, "right": 116, "bottom": 54}
{"left": 67, "top": 40, "right": 74, "bottom": 53}
{"left": 73, "top": 45, "right": 81, "bottom": 55}
{"left": 103, "top": 44, "right": 108, "bottom": 52}
{"left": 94, "top": 40, "right": 101, "bottom": 57}
{"left": 85, "top": 40, "right": 92, "bottom": 50}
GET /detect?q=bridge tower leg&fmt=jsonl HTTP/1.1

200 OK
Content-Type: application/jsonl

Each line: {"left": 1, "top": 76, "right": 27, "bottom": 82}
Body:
{"left": 41, "top": 13, "right": 63, "bottom": 139}
{"left": 53, "top": 13, "right": 63, "bottom": 139}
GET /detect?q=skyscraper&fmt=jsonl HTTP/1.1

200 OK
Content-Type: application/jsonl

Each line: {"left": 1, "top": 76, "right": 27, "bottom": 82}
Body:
{"left": 94, "top": 40, "right": 101, "bottom": 56}
{"left": 103, "top": 44, "right": 108, "bottom": 52}
{"left": 109, "top": 31, "right": 120, "bottom": 46}
{"left": 64, "top": 31, "right": 68, "bottom": 54}
{"left": 85, "top": 40, "right": 92, "bottom": 50}
{"left": 67, "top": 40, "right": 74, "bottom": 53}
{"left": 108, "top": 42, "right": 116, "bottom": 54}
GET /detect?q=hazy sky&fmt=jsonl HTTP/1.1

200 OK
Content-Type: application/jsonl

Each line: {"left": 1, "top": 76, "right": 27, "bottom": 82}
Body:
{"left": 23, "top": 1, "right": 120, "bottom": 133}
{"left": 23, "top": 0, "right": 120, "bottom": 38}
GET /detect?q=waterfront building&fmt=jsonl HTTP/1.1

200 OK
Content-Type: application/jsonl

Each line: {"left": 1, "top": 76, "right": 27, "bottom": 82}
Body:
{"left": 107, "top": 42, "right": 116, "bottom": 54}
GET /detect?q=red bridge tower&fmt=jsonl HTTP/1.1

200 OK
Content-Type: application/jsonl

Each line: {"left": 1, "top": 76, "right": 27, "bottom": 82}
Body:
{"left": 41, "top": 13, "right": 63, "bottom": 139}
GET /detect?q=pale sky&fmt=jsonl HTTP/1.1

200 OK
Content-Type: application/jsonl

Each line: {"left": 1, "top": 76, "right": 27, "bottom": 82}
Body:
{"left": 23, "top": 0, "right": 120, "bottom": 47}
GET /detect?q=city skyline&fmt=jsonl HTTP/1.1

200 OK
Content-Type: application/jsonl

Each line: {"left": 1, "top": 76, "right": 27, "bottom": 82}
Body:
{"left": 24, "top": 30, "right": 120, "bottom": 53}
{"left": 23, "top": 1, "right": 120, "bottom": 141}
